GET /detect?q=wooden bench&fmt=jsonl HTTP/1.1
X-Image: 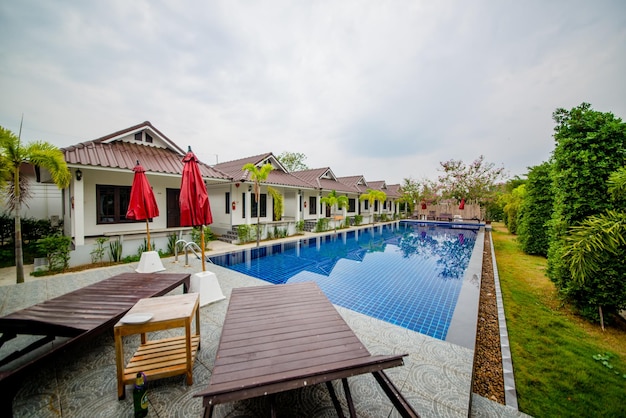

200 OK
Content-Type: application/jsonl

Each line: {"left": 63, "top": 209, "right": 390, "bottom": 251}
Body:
{"left": 0, "top": 272, "right": 190, "bottom": 417}
{"left": 195, "top": 282, "right": 419, "bottom": 417}
{"left": 436, "top": 213, "right": 453, "bottom": 221}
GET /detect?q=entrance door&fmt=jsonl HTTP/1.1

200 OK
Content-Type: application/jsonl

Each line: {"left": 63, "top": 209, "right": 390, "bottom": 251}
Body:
{"left": 166, "top": 188, "right": 181, "bottom": 227}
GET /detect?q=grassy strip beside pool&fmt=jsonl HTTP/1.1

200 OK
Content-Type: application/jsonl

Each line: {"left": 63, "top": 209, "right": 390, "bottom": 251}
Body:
{"left": 492, "top": 223, "right": 626, "bottom": 417}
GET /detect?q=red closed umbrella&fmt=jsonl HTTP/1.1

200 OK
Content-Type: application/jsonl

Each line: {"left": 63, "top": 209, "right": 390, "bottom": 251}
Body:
{"left": 459, "top": 198, "right": 465, "bottom": 210}
{"left": 126, "top": 161, "right": 159, "bottom": 251}
{"left": 180, "top": 147, "right": 213, "bottom": 271}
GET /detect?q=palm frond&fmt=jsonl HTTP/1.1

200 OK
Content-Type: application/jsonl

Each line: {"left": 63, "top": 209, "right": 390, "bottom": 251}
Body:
{"left": 564, "top": 210, "right": 626, "bottom": 283}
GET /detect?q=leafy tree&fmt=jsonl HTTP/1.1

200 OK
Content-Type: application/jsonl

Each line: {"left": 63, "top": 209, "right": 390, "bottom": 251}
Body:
{"left": 0, "top": 126, "right": 71, "bottom": 283}
{"left": 546, "top": 103, "right": 626, "bottom": 322}
{"left": 277, "top": 151, "right": 308, "bottom": 172}
{"left": 399, "top": 177, "right": 441, "bottom": 216}
{"left": 242, "top": 162, "right": 274, "bottom": 247}
{"left": 359, "top": 189, "right": 386, "bottom": 224}
{"left": 499, "top": 183, "right": 526, "bottom": 234}
{"left": 398, "top": 177, "right": 419, "bottom": 216}
{"left": 562, "top": 167, "right": 626, "bottom": 328}
{"left": 437, "top": 155, "right": 506, "bottom": 218}
{"left": 517, "top": 162, "right": 554, "bottom": 256}
{"left": 321, "top": 190, "right": 348, "bottom": 231}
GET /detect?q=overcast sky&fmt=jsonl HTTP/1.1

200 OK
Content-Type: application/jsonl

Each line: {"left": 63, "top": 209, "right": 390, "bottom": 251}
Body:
{"left": 1, "top": 1, "right": 625, "bottom": 185}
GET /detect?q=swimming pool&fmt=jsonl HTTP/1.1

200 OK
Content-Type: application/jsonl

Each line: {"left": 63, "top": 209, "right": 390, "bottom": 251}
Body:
{"left": 210, "top": 221, "right": 482, "bottom": 342}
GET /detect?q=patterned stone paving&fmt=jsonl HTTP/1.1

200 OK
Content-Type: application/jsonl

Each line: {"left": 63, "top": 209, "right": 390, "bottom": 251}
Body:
{"left": 2, "top": 258, "right": 529, "bottom": 417}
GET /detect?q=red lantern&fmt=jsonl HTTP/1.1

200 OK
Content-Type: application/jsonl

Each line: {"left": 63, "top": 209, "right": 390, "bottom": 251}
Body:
{"left": 232, "top": 201, "right": 236, "bottom": 210}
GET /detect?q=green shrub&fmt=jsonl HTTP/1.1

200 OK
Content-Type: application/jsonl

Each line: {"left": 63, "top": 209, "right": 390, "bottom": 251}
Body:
{"left": 166, "top": 233, "right": 183, "bottom": 255}
{"left": 237, "top": 224, "right": 253, "bottom": 243}
{"left": 36, "top": 234, "right": 71, "bottom": 272}
{"left": 90, "top": 237, "right": 109, "bottom": 263}
{"left": 108, "top": 239, "right": 122, "bottom": 262}
{"left": 136, "top": 238, "right": 156, "bottom": 256}
{"left": 191, "top": 226, "right": 215, "bottom": 247}
{"left": 273, "top": 225, "right": 287, "bottom": 238}
{"left": 314, "top": 218, "right": 329, "bottom": 232}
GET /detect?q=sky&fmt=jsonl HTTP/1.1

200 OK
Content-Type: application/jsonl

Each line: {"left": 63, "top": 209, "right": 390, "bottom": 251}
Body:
{"left": 1, "top": 1, "right": 625, "bottom": 185}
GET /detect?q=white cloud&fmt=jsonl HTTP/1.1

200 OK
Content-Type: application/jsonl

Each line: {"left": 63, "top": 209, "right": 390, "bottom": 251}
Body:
{"left": 1, "top": 0, "right": 625, "bottom": 184}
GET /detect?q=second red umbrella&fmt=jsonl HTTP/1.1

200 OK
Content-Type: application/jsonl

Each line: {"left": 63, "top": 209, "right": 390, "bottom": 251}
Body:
{"left": 126, "top": 161, "right": 159, "bottom": 251}
{"left": 179, "top": 147, "right": 213, "bottom": 271}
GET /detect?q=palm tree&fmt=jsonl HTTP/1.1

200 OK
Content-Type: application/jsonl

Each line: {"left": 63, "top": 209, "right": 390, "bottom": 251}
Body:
{"left": 563, "top": 166, "right": 626, "bottom": 330}
{"left": 321, "top": 190, "right": 348, "bottom": 232}
{"left": 242, "top": 162, "right": 274, "bottom": 247}
{"left": 359, "top": 189, "right": 387, "bottom": 224}
{"left": 0, "top": 126, "right": 71, "bottom": 283}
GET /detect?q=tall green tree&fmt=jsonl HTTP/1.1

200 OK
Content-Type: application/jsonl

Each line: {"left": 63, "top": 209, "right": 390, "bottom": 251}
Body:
{"left": 517, "top": 162, "right": 554, "bottom": 256}
{"left": 499, "top": 183, "right": 526, "bottom": 234}
{"left": 242, "top": 162, "right": 274, "bottom": 247}
{"left": 359, "top": 189, "right": 386, "bottom": 224}
{"left": 276, "top": 151, "right": 308, "bottom": 172}
{"left": 547, "top": 103, "right": 626, "bottom": 321}
{"left": 321, "top": 190, "right": 348, "bottom": 231}
{"left": 0, "top": 126, "right": 71, "bottom": 283}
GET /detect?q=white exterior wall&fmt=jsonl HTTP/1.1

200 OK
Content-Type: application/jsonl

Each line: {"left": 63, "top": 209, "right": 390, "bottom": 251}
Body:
{"left": 207, "top": 184, "right": 231, "bottom": 235}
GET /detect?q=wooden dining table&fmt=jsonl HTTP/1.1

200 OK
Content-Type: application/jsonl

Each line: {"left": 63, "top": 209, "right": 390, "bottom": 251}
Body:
{"left": 195, "top": 281, "right": 419, "bottom": 418}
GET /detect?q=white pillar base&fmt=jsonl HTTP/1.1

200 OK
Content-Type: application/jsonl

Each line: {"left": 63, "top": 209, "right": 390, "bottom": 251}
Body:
{"left": 190, "top": 271, "right": 226, "bottom": 307}
{"left": 135, "top": 251, "right": 166, "bottom": 273}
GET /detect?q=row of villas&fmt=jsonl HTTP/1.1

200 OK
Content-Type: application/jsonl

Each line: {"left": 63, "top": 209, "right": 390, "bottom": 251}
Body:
{"left": 19, "top": 121, "right": 404, "bottom": 266}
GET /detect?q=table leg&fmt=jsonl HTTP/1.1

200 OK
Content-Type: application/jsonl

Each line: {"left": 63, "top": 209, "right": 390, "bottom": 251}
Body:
{"left": 203, "top": 405, "right": 214, "bottom": 418}
{"left": 195, "top": 302, "right": 201, "bottom": 351}
{"left": 372, "top": 371, "right": 420, "bottom": 418}
{"left": 114, "top": 329, "right": 125, "bottom": 400}
{"left": 269, "top": 394, "right": 277, "bottom": 418}
{"left": 342, "top": 378, "right": 357, "bottom": 418}
{"left": 185, "top": 320, "right": 193, "bottom": 385}
{"left": 326, "top": 381, "right": 346, "bottom": 418}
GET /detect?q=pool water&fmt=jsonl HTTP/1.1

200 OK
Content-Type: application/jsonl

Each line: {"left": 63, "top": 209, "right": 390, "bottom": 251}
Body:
{"left": 210, "top": 221, "right": 479, "bottom": 340}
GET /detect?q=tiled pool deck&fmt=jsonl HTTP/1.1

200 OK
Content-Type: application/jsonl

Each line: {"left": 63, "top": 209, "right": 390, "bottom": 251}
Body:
{"left": 1, "top": 233, "right": 529, "bottom": 417}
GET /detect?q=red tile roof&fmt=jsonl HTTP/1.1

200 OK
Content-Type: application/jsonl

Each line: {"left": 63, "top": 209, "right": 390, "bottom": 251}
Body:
{"left": 215, "top": 153, "right": 312, "bottom": 189}
{"left": 292, "top": 168, "right": 359, "bottom": 194}
{"left": 61, "top": 122, "right": 230, "bottom": 180}
{"left": 336, "top": 175, "right": 369, "bottom": 194}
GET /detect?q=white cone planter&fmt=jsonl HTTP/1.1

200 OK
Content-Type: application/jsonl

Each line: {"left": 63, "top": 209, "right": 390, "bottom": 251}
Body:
{"left": 190, "top": 271, "right": 226, "bottom": 307}
{"left": 135, "top": 251, "right": 166, "bottom": 273}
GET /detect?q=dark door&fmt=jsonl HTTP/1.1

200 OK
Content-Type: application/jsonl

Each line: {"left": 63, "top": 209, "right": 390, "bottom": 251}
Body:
{"left": 167, "top": 188, "right": 181, "bottom": 227}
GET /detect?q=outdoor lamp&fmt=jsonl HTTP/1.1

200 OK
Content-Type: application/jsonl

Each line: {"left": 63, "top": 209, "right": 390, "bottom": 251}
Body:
{"left": 248, "top": 185, "right": 252, "bottom": 192}
{"left": 75, "top": 169, "right": 82, "bottom": 181}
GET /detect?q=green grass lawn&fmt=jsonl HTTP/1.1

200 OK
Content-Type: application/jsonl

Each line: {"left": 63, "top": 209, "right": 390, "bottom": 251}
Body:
{"left": 492, "top": 223, "right": 626, "bottom": 417}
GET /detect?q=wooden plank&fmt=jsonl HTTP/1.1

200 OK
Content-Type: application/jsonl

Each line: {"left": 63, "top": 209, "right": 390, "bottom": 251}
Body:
{"left": 123, "top": 335, "right": 200, "bottom": 381}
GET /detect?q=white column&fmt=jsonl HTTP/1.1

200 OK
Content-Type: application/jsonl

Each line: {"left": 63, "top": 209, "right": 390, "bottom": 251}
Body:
{"left": 73, "top": 176, "right": 85, "bottom": 246}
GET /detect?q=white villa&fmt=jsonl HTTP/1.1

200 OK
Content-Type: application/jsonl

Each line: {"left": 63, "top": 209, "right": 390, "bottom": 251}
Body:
{"left": 7, "top": 122, "right": 405, "bottom": 266}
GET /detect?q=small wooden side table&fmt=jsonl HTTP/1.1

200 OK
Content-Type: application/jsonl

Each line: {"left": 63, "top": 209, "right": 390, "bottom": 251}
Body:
{"left": 114, "top": 293, "right": 201, "bottom": 400}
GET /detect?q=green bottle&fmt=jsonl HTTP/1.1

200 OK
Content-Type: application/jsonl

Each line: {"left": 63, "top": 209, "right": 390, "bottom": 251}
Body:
{"left": 133, "top": 372, "right": 148, "bottom": 417}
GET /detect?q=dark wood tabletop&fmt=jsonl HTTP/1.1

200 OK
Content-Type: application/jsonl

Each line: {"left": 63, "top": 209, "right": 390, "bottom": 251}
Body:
{"left": 0, "top": 272, "right": 190, "bottom": 417}
{"left": 195, "top": 282, "right": 419, "bottom": 418}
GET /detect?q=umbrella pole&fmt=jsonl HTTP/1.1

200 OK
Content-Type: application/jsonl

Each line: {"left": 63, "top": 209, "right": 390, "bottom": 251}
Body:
{"left": 200, "top": 227, "right": 206, "bottom": 271}
{"left": 146, "top": 220, "right": 151, "bottom": 251}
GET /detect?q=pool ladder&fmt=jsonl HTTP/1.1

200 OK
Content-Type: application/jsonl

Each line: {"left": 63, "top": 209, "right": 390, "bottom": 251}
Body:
{"left": 174, "top": 239, "right": 214, "bottom": 266}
